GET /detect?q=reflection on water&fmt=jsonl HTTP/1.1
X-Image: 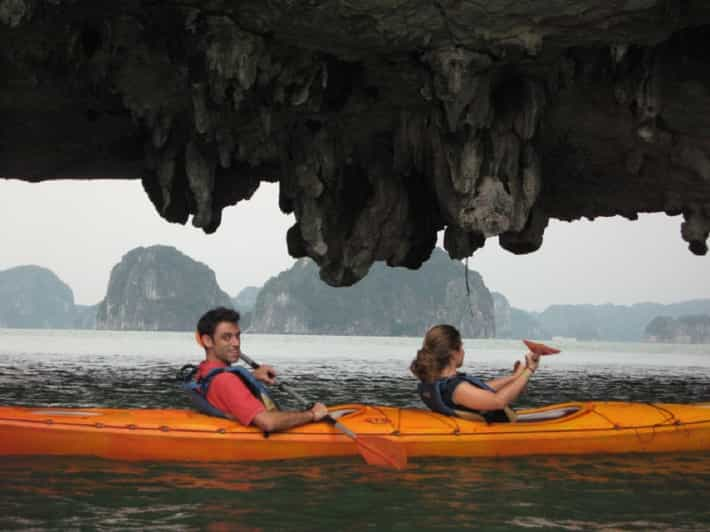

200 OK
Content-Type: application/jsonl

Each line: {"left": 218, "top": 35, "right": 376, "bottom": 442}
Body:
{"left": 1, "top": 454, "right": 709, "bottom": 530}
{"left": 1, "top": 330, "right": 709, "bottom": 530}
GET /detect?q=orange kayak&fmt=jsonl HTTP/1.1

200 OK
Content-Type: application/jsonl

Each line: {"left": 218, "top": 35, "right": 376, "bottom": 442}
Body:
{"left": 0, "top": 402, "right": 708, "bottom": 462}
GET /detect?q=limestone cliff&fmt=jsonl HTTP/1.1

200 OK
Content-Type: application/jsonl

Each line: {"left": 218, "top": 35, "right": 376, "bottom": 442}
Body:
{"left": 536, "top": 300, "right": 710, "bottom": 341}
{"left": 494, "top": 296, "right": 710, "bottom": 341}
{"left": 231, "top": 286, "right": 260, "bottom": 313}
{"left": 492, "top": 292, "right": 546, "bottom": 340}
{"left": 0, "top": 265, "right": 75, "bottom": 328}
{"left": 3, "top": 2, "right": 710, "bottom": 286}
{"left": 73, "top": 304, "right": 98, "bottom": 329}
{"left": 644, "top": 315, "right": 710, "bottom": 343}
{"left": 249, "top": 248, "right": 494, "bottom": 337}
{"left": 96, "top": 245, "right": 231, "bottom": 331}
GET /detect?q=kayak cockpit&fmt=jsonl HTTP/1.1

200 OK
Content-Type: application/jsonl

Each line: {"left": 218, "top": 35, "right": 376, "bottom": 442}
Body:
{"left": 514, "top": 406, "right": 582, "bottom": 422}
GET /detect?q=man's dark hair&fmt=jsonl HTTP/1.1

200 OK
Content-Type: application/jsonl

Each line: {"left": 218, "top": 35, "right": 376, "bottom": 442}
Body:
{"left": 197, "top": 307, "right": 240, "bottom": 337}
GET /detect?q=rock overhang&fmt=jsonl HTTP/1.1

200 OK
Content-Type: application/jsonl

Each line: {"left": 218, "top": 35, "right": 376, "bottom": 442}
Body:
{"left": 2, "top": 0, "right": 709, "bottom": 285}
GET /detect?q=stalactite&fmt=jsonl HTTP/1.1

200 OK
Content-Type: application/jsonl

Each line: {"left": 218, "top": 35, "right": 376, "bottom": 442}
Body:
{"left": 3, "top": 1, "right": 710, "bottom": 286}
{"left": 185, "top": 141, "right": 215, "bottom": 229}
{"left": 681, "top": 207, "right": 710, "bottom": 255}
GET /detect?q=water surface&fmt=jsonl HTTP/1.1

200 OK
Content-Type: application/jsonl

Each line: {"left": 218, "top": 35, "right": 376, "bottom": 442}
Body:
{"left": 1, "top": 330, "right": 709, "bottom": 530}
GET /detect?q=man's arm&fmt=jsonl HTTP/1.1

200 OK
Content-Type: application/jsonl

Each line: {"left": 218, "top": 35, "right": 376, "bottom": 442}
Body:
{"left": 251, "top": 402, "right": 329, "bottom": 433}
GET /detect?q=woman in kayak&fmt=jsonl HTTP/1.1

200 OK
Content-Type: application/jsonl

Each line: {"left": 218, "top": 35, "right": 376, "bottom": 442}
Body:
{"left": 411, "top": 324, "right": 539, "bottom": 422}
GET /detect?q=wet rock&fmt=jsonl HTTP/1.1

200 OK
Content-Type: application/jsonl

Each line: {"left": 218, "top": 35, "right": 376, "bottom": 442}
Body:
{"left": 2, "top": 1, "right": 710, "bottom": 286}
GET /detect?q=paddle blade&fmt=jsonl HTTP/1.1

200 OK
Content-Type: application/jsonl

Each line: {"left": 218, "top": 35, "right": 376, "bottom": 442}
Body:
{"left": 355, "top": 436, "right": 408, "bottom": 470}
{"left": 523, "top": 339, "right": 560, "bottom": 356}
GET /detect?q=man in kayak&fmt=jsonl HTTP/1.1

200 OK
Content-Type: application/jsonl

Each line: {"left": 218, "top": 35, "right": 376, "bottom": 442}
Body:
{"left": 191, "top": 306, "right": 329, "bottom": 432}
{"left": 411, "top": 324, "right": 539, "bottom": 422}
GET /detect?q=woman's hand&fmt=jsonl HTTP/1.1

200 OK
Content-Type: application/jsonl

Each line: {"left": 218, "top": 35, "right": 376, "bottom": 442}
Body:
{"left": 524, "top": 352, "right": 540, "bottom": 373}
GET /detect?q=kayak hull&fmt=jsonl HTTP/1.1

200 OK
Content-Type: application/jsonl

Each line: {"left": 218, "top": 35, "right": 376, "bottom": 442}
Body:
{"left": 1, "top": 402, "right": 709, "bottom": 462}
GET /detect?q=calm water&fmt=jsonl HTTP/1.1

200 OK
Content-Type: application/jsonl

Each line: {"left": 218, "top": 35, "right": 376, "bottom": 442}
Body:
{"left": 1, "top": 329, "right": 709, "bottom": 530}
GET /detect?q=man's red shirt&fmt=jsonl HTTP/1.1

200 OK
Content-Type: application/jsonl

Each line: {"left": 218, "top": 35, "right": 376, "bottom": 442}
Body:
{"left": 196, "top": 360, "right": 265, "bottom": 425}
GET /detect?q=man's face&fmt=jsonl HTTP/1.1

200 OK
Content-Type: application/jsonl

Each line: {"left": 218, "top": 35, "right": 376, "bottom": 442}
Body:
{"left": 204, "top": 321, "right": 241, "bottom": 365}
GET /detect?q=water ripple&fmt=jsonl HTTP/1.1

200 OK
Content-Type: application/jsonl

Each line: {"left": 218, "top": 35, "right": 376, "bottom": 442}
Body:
{"left": 1, "top": 330, "right": 709, "bottom": 530}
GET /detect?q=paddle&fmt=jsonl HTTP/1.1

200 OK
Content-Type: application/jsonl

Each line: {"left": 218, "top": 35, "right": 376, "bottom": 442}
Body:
{"left": 238, "top": 352, "right": 408, "bottom": 471}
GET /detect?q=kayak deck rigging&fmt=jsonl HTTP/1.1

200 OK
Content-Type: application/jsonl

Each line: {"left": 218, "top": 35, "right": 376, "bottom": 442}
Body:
{"left": 1, "top": 402, "right": 708, "bottom": 462}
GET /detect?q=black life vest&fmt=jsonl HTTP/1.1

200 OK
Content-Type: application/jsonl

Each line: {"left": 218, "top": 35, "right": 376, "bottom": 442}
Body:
{"left": 417, "top": 372, "right": 513, "bottom": 423}
{"left": 179, "top": 364, "right": 279, "bottom": 419}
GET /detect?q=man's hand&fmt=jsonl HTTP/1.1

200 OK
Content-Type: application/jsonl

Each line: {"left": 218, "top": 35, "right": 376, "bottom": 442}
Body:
{"left": 309, "top": 402, "right": 329, "bottom": 422}
{"left": 252, "top": 364, "right": 277, "bottom": 385}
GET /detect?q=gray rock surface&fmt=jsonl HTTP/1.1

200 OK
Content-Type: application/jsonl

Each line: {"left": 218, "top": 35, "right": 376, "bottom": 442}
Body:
{"left": 3, "top": 2, "right": 710, "bottom": 286}
{"left": 96, "top": 245, "right": 232, "bottom": 331}
{"left": 249, "top": 248, "right": 494, "bottom": 337}
{"left": 0, "top": 265, "right": 75, "bottom": 328}
{"left": 73, "top": 304, "right": 98, "bottom": 330}
{"left": 493, "top": 292, "right": 513, "bottom": 339}
{"left": 231, "top": 286, "right": 260, "bottom": 313}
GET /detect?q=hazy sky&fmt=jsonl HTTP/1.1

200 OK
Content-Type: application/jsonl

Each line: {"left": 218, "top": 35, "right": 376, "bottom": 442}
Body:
{"left": 1, "top": 179, "right": 708, "bottom": 311}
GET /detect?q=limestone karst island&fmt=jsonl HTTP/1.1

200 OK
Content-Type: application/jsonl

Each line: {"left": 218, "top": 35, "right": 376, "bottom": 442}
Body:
{"left": 2, "top": 246, "right": 709, "bottom": 342}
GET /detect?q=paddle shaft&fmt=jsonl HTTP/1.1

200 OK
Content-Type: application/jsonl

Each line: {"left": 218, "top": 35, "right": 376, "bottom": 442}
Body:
{"left": 238, "top": 352, "right": 357, "bottom": 439}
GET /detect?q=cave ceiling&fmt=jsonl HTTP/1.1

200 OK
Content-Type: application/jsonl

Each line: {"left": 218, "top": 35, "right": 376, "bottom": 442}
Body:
{"left": 2, "top": 0, "right": 710, "bottom": 285}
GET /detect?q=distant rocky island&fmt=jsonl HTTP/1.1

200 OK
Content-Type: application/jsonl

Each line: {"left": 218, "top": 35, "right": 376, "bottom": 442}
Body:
{"left": 2, "top": 247, "right": 709, "bottom": 343}
{"left": 247, "top": 248, "right": 494, "bottom": 337}
{"left": 494, "top": 296, "right": 710, "bottom": 343}
{"left": 96, "top": 246, "right": 232, "bottom": 331}
{"left": 0, "top": 265, "right": 76, "bottom": 328}
{"left": 644, "top": 315, "right": 710, "bottom": 344}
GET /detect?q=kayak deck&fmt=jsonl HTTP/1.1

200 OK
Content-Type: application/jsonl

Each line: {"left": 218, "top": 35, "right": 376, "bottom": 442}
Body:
{"left": 0, "top": 402, "right": 708, "bottom": 462}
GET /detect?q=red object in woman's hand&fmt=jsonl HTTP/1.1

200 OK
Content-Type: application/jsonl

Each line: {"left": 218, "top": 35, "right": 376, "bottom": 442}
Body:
{"left": 523, "top": 339, "right": 561, "bottom": 355}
